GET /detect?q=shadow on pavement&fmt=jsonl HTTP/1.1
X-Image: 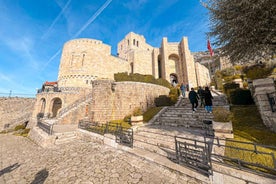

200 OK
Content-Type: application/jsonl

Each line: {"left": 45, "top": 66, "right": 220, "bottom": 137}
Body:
{"left": 0, "top": 163, "right": 20, "bottom": 177}
{"left": 30, "top": 168, "right": 49, "bottom": 184}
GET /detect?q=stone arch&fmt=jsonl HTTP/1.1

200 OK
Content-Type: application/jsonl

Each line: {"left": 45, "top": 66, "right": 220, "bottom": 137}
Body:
{"left": 40, "top": 98, "right": 46, "bottom": 113}
{"left": 50, "top": 97, "right": 62, "bottom": 118}
{"left": 167, "top": 54, "right": 180, "bottom": 83}
{"left": 37, "top": 98, "right": 46, "bottom": 118}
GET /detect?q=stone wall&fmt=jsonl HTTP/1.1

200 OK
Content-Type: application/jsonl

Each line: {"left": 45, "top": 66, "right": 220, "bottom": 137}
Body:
{"left": 90, "top": 80, "right": 170, "bottom": 123}
{"left": 195, "top": 62, "right": 211, "bottom": 87}
{"left": 251, "top": 78, "right": 276, "bottom": 132}
{"left": 0, "top": 97, "right": 35, "bottom": 130}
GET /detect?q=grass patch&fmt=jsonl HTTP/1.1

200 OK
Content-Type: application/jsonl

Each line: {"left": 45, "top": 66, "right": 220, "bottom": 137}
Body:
{"left": 109, "top": 120, "right": 131, "bottom": 129}
{"left": 230, "top": 105, "right": 276, "bottom": 145}
{"left": 13, "top": 128, "right": 30, "bottom": 137}
{"left": 224, "top": 105, "right": 276, "bottom": 174}
{"left": 143, "top": 107, "right": 163, "bottom": 123}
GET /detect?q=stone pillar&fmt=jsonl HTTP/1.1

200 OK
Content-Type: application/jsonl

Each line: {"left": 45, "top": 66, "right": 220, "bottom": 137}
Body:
{"left": 252, "top": 78, "right": 276, "bottom": 132}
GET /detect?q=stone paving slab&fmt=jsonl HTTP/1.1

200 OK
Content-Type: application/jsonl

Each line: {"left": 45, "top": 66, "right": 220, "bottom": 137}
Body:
{"left": 0, "top": 134, "right": 203, "bottom": 184}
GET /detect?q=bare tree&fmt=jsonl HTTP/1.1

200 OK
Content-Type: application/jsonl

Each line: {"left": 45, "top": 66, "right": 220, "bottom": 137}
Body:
{"left": 202, "top": 0, "right": 276, "bottom": 64}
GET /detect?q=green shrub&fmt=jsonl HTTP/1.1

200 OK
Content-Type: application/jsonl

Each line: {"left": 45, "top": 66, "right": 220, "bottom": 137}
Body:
{"left": 21, "top": 128, "right": 30, "bottom": 137}
{"left": 223, "top": 83, "right": 240, "bottom": 98}
{"left": 243, "top": 64, "right": 273, "bottom": 80}
{"left": 221, "top": 67, "right": 235, "bottom": 77}
{"left": 123, "top": 114, "right": 132, "bottom": 122}
{"left": 213, "top": 107, "right": 232, "bottom": 122}
{"left": 230, "top": 89, "right": 254, "bottom": 105}
{"left": 14, "top": 124, "right": 25, "bottom": 131}
{"left": 154, "top": 95, "right": 172, "bottom": 106}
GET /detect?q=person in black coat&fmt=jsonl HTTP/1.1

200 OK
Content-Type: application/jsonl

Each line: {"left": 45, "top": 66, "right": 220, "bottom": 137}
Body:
{"left": 188, "top": 88, "right": 199, "bottom": 113}
{"left": 204, "top": 87, "right": 213, "bottom": 113}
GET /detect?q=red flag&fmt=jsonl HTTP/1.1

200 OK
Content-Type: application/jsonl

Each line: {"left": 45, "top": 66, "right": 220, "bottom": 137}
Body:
{"left": 207, "top": 39, "right": 214, "bottom": 57}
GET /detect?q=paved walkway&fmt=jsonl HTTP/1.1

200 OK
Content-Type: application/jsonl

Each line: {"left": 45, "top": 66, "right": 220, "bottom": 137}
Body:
{"left": 0, "top": 134, "right": 198, "bottom": 184}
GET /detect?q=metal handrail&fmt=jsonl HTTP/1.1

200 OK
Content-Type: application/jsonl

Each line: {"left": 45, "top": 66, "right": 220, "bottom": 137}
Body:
{"left": 78, "top": 120, "right": 133, "bottom": 147}
{"left": 37, "top": 121, "right": 53, "bottom": 135}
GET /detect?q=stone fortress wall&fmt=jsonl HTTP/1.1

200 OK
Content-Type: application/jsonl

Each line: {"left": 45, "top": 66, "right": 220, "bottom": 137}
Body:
{"left": 0, "top": 97, "right": 35, "bottom": 130}
{"left": 28, "top": 32, "right": 211, "bottom": 128}
{"left": 30, "top": 81, "right": 169, "bottom": 126}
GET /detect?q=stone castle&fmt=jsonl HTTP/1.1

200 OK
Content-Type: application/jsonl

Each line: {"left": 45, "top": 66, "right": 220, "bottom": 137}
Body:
{"left": 58, "top": 32, "right": 210, "bottom": 88}
{"left": 29, "top": 32, "right": 210, "bottom": 127}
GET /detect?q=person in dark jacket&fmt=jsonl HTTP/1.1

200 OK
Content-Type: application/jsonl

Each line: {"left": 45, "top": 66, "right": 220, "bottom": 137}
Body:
{"left": 197, "top": 86, "right": 205, "bottom": 107}
{"left": 204, "top": 86, "right": 213, "bottom": 113}
{"left": 188, "top": 88, "right": 199, "bottom": 113}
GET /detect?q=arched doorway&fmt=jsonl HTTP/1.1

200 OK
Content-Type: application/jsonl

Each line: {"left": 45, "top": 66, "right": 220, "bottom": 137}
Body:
{"left": 38, "top": 98, "right": 46, "bottom": 118}
{"left": 167, "top": 54, "right": 179, "bottom": 83}
{"left": 51, "top": 98, "right": 62, "bottom": 118}
{"left": 170, "top": 73, "right": 178, "bottom": 86}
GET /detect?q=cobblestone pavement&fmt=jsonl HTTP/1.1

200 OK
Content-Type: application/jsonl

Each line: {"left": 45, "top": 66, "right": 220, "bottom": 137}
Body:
{"left": 0, "top": 134, "right": 194, "bottom": 184}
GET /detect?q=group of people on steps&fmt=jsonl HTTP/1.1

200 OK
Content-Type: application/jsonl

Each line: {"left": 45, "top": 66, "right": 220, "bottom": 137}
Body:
{"left": 180, "top": 83, "right": 213, "bottom": 113}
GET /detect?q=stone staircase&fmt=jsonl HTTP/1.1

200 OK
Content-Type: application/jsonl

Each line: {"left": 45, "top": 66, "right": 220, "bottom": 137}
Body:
{"left": 58, "top": 92, "right": 92, "bottom": 119}
{"left": 133, "top": 124, "right": 211, "bottom": 160}
{"left": 132, "top": 92, "right": 228, "bottom": 161}
{"left": 54, "top": 131, "right": 77, "bottom": 145}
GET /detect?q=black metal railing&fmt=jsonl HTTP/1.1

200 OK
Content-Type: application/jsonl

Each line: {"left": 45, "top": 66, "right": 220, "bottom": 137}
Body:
{"left": 115, "top": 126, "right": 133, "bottom": 147}
{"left": 211, "top": 137, "right": 276, "bottom": 175}
{"left": 175, "top": 136, "right": 213, "bottom": 176}
{"left": 267, "top": 92, "right": 276, "bottom": 112}
{"left": 37, "top": 121, "right": 53, "bottom": 135}
{"left": 175, "top": 136, "right": 276, "bottom": 176}
{"left": 78, "top": 120, "right": 133, "bottom": 147}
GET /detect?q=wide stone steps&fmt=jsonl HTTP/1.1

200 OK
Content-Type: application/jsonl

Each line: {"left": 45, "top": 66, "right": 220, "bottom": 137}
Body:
{"left": 54, "top": 131, "right": 77, "bottom": 145}
{"left": 134, "top": 140, "right": 176, "bottom": 159}
{"left": 133, "top": 125, "right": 212, "bottom": 159}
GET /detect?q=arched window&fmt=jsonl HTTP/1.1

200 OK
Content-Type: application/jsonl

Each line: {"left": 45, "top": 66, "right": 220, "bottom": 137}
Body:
{"left": 133, "top": 39, "right": 136, "bottom": 45}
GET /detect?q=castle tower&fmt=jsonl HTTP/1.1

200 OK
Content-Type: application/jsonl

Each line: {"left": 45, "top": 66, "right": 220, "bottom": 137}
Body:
{"left": 117, "top": 32, "right": 153, "bottom": 75}
{"left": 58, "top": 38, "right": 129, "bottom": 88}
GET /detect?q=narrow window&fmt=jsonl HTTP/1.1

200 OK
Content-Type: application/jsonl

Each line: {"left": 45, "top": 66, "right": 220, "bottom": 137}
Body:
{"left": 137, "top": 41, "right": 139, "bottom": 47}
{"left": 82, "top": 54, "right": 85, "bottom": 66}
{"left": 128, "top": 39, "right": 129, "bottom": 46}
{"left": 133, "top": 39, "right": 135, "bottom": 45}
{"left": 130, "top": 62, "right": 134, "bottom": 74}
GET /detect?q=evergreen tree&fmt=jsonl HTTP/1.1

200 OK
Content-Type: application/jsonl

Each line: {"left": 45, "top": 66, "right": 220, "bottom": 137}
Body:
{"left": 202, "top": 0, "right": 276, "bottom": 63}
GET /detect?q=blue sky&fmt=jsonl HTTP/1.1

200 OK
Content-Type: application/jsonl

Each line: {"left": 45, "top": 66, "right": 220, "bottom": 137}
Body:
{"left": 0, "top": 0, "right": 210, "bottom": 97}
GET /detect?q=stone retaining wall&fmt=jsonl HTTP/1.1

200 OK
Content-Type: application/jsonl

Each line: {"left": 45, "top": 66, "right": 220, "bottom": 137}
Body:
{"left": 0, "top": 97, "right": 35, "bottom": 130}
{"left": 90, "top": 80, "right": 170, "bottom": 123}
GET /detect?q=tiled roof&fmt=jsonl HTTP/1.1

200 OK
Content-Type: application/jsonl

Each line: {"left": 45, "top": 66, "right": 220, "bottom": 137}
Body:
{"left": 44, "top": 81, "right": 57, "bottom": 86}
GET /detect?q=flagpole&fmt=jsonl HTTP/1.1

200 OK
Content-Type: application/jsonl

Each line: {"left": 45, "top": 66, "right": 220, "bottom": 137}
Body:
{"left": 207, "top": 38, "right": 213, "bottom": 84}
